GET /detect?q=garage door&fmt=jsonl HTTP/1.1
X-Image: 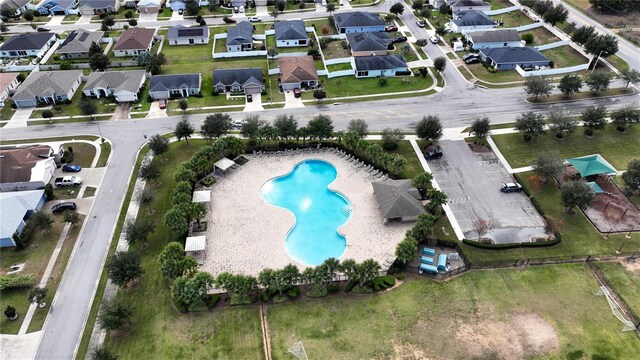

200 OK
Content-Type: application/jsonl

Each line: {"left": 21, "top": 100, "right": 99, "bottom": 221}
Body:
{"left": 244, "top": 85, "right": 261, "bottom": 94}
{"left": 281, "top": 82, "right": 300, "bottom": 91}
{"left": 116, "top": 94, "right": 137, "bottom": 102}
{"left": 53, "top": 11, "right": 66, "bottom": 15}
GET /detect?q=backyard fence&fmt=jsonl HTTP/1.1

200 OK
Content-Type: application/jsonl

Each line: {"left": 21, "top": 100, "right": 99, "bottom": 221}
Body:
{"left": 484, "top": 5, "right": 520, "bottom": 16}
{"left": 324, "top": 57, "right": 352, "bottom": 66}
{"left": 515, "top": 63, "right": 589, "bottom": 77}
{"left": 589, "top": 262, "right": 640, "bottom": 333}
{"left": 514, "top": 22, "right": 544, "bottom": 32}
{"left": 327, "top": 69, "right": 354, "bottom": 78}
{"left": 534, "top": 40, "right": 569, "bottom": 51}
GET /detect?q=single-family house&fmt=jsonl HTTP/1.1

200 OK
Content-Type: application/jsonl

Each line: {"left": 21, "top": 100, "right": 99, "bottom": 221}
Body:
{"left": 0, "top": 73, "right": 20, "bottom": 107}
{"left": 479, "top": 47, "right": 551, "bottom": 70}
{"left": 36, "top": 0, "right": 78, "bottom": 15}
{"left": 346, "top": 32, "right": 390, "bottom": 57}
{"left": 372, "top": 179, "right": 425, "bottom": 223}
{"left": 466, "top": 29, "right": 523, "bottom": 49}
{"left": 168, "top": 25, "right": 210, "bottom": 45}
{"left": 334, "top": 12, "right": 385, "bottom": 34}
{"left": 449, "top": 0, "right": 491, "bottom": 12}
{"left": 226, "top": 21, "right": 253, "bottom": 52}
{"left": 149, "top": 73, "right": 202, "bottom": 99}
{"left": 137, "top": 0, "right": 162, "bottom": 13}
{"left": 213, "top": 68, "right": 264, "bottom": 94}
{"left": 56, "top": 29, "right": 104, "bottom": 59}
{"left": 354, "top": 55, "right": 408, "bottom": 78}
{"left": 275, "top": 20, "right": 308, "bottom": 47}
{"left": 83, "top": 70, "right": 147, "bottom": 102}
{"left": 0, "top": 0, "right": 31, "bottom": 17}
{"left": 0, "top": 33, "right": 57, "bottom": 58}
{"left": 449, "top": 10, "right": 497, "bottom": 33}
{"left": 12, "top": 70, "right": 82, "bottom": 108}
{"left": 168, "top": 0, "right": 205, "bottom": 11}
{"left": 113, "top": 27, "right": 156, "bottom": 57}
{"left": 278, "top": 56, "right": 318, "bottom": 90}
{"left": 0, "top": 145, "right": 57, "bottom": 193}
{"left": 77, "top": 0, "right": 120, "bottom": 15}
{"left": 0, "top": 190, "right": 47, "bottom": 247}
{"left": 429, "top": 0, "right": 446, "bottom": 9}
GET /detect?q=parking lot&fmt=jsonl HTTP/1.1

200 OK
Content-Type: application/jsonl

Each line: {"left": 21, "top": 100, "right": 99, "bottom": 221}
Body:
{"left": 428, "top": 140, "right": 546, "bottom": 243}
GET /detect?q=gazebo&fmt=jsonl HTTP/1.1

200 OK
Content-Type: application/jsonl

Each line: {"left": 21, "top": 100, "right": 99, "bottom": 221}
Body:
{"left": 185, "top": 235, "right": 206, "bottom": 265}
{"left": 372, "top": 179, "right": 425, "bottom": 223}
{"left": 566, "top": 154, "right": 617, "bottom": 179}
{"left": 214, "top": 157, "right": 236, "bottom": 175}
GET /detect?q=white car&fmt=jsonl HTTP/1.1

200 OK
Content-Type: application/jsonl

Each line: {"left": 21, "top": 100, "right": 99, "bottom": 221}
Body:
{"left": 232, "top": 120, "right": 245, "bottom": 129}
{"left": 239, "top": 6, "right": 244, "bottom": 13}
{"left": 248, "top": 16, "right": 262, "bottom": 22}
{"left": 429, "top": 35, "right": 439, "bottom": 44}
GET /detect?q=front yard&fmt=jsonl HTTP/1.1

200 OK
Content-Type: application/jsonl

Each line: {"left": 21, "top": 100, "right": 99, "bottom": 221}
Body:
{"left": 30, "top": 84, "right": 116, "bottom": 119}
{"left": 541, "top": 45, "right": 589, "bottom": 68}
{"left": 92, "top": 8, "right": 138, "bottom": 21}
{"left": 319, "top": 73, "right": 433, "bottom": 98}
{"left": 465, "top": 63, "right": 523, "bottom": 83}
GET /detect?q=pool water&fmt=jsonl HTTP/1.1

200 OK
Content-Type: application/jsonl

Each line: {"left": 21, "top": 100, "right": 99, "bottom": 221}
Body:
{"left": 261, "top": 160, "right": 351, "bottom": 266}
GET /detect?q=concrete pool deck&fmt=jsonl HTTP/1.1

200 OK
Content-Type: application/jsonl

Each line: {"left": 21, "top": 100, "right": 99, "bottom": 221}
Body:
{"left": 202, "top": 151, "right": 412, "bottom": 276}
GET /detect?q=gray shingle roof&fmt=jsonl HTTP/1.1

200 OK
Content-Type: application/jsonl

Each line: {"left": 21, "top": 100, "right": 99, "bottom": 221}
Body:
{"left": 0, "top": 33, "right": 55, "bottom": 52}
{"left": 150, "top": 73, "right": 201, "bottom": 92}
{"left": 346, "top": 32, "right": 390, "bottom": 52}
{"left": 226, "top": 21, "right": 253, "bottom": 46}
{"left": 84, "top": 70, "right": 147, "bottom": 93}
{"left": 451, "top": 0, "right": 490, "bottom": 8}
{"left": 13, "top": 70, "right": 82, "bottom": 100}
{"left": 452, "top": 10, "right": 496, "bottom": 27}
{"left": 213, "top": 68, "right": 263, "bottom": 87}
{"left": 57, "top": 29, "right": 104, "bottom": 54}
{"left": 78, "top": 0, "right": 118, "bottom": 9}
{"left": 354, "top": 55, "right": 407, "bottom": 71}
{"left": 372, "top": 179, "right": 425, "bottom": 219}
{"left": 37, "top": 0, "right": 76, "bottom": 10}
{"left": 1, "top": 0, "right": 30, "bottom": 11}
{"left": 274, "top": 20, "right": 307, "bottom": 41}
{"left": 481, "top": 47, "right": 550, "bottom": 64}
{"left": 334, "top": 11, "right": 384, "bottom": 29}
{"left": 466, "top": 29, "right": 520, "bottom": 43}
{"left": 1, "top": 190, "right": 45, "bottom": 241}
{"left": 167, "top": 24, "right": 209, "bottom": 40}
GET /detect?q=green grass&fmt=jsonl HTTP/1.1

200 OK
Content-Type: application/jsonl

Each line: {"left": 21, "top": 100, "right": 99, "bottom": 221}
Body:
{"left": 92, "top": 8, "right": 138, "bottom": 21}
{"left": 30, "top": 85, "right": 115, "bottom": 119}
{"left": 606, "top": 54, "right": 629, "bottom": 72}
{"left": 266, "top": 35, "right": 313, "bottom": 53}
{"left": 491, "top": 126, "right": 640, "bottom": 169}
{"left": 520, "top": 27, "right": 561, "bottom": 45}
{"left": 52, "top": 186, "right": 81, "bottom": 199}
{"left": 486, "top": 0, "right": 513, "bottom": 10}
{"left": 268, "top": 265, "right": 640, "bottom": 359}
{"left": 528, "top": 87, "right": 633, "bottom": 103}
{"left": 305, "top": 18, "right": 336, "bottom": 35}
{"left": 389, "top": 43, "right": 419, "bottom": 62}
{"left": 322, "top": 38, "right": 350, "bottom": 60}
{"left": 596, "top": 262, "right": 640, "bottom": 317}
{"left": 62, "top": 14, "right": 79, "bottom": 22}
{"left": 466, "top": 63, "right": 523, "bottom": 83}
{"left": 320, "top": 74, "right": 433, "bottom": 98}
{"left": 542, "top": 46, "right": 589, "bottom": 68}
{"left": 1, "top": 101, "right": 16, "bottom": 121}
{"left": 83, "top": 186, "right": 97, "bottom": 198}
{"left": 326, "top": 62, "right": 352, "bottom": 72}
{"left": 63, "top": 142, "right": 96, "bottom": 168}
{"left": 157, "top": 7, "right": 172, "bottom": 19}
{"left": 491, "top": 10, "right": 534, "bottom": 28}
{"left": 369, "top": 140, "right": 422, "bottom": 179}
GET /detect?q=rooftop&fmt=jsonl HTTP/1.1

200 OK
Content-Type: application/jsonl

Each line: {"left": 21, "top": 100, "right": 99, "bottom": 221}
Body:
{"left": 334, "top": 11, "right": 384, "bottom": 28}
{"left": 13, "top": 70, "right": 83, "bottom": 100}
{"left": 354, "top": 55, "right": 407, "bottom": 71}
{"left": 0, "top": 33, "right": 55, "bottom": 51}
{"left": 84, "top": 70, "right": 147, "bottom": 93}
{"left": 372, "top": 179, "right": 425, "bottom": 219}
{"left": 226, "top": 21, "right": 253, "bottom": 46}
{"left": 0, "top": 190, "right": 45, "bottom": 241}
{"left": 149, "top": 73, "right": 201, "bottom": 92}
{"left": 274, "top": 20, "right": 307, "bottom": 41}
{"left": 481, "top": 46, "right": 550, "bottom": 64}
{"left": 346, "top": 32, "right": 390, "bottom": 52}
{"left": 168, "top": 24, "right": 209, "bottom": 40}
{"left": 0, "top": 145, "right": 53, "bottom": 184}
{"left": 113, "top": 27, "right": 156, "bottom": 51}
{"left": 278, "top": 56, "right": 318, "bottom": 84}
{"left": 213, "top": 68, "right": 263, "bottom": 86}
{"left": 466, "top": 29, "right": 521, "bottom": 43}
{"left": 452, "top": 10, "right": 497, "bottom": 27}
{"left": 57, "top": 29, "right": 104, "bottom": 54}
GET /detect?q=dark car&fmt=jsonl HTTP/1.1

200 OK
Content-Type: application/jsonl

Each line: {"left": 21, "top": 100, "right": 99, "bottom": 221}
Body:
{"left": 465, "top": 57, "right": 481, "bottom": 64}
{"left": 62, "top": 164, "right": 81, "bottom": 172}
{"left": 462, "top": 53, "right": 479, "bottom": 61}
{"left": 385, "top": 25, "right": 398, "bottom": 32}
{"left": 52, "top": 202, "right": 77, "bottom": 214}
{"left": 234, "top": 6, "right": 239, "bottom": 13}
{"left": 392, "top": 36, "right": 408, "bottom": 44}
{"left": 416, "top": 20, "right": 426, "bottom": 28}
{"left": 294, "top": 88, "right": 301, "bottom": 98}
{"left": 223, "top": 16, "right": 237, "bottom": 24}
{"left": 36, "top": 27, "right": 50, "bottom": 32}
{"left": 246, "top": 94, "right": 253, "bottom": 103}
{"left": 424, "top": 149, "right": 443, "bottom": 160}
{"left": 500, "top": 182, "right": 523, "bottom": 193}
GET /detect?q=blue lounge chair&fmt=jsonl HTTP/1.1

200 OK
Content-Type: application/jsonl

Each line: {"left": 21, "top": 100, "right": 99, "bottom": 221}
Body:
{"left": 420, "top": 256, "right": 434, "bottom": 265}
{"left": 437, "top": 254, "right": 448, "bottom": 271}
{"left": 419, "top": 263, "right": 438, "bottom": 274}
{"left": 422, "top": 247, "right": 436, "bottom": 256}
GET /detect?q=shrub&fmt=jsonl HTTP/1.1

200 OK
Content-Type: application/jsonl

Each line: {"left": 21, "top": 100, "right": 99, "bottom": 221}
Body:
{"left": 44, "top": 183, "right": 54, "bottom": 200}
{"left": 287, "top": 286, "right": 300, "bottom": 298}
{"left": 0, "top": 275, "right": 36, "bottom": 290}
{"left": 344, "top": 280, "right": 357, "bottom": 292}
{"left": 351, "top": 284, "right": 374, "bottom": 294}
{"left": 125, "top": 11, "right": 133, "bottom": 18}
{"left": 378, "top": 78, "right": 388, "bottom": 86}
{"left": 462, "top": 238, "right": 560, "bottom": 249}
{"left": 327, "top": 283, "right": 340, "bottom": 294}
{"left": 174, "top": 299, "right": 188, "bottom": 313}
{"left": 260, "top": 291, "right": 270, "bottom": 302}
{"left": 395, "top": 272, "right": 405, "bottom": 280}
{"left": 202, "top": 294, "right": 220, "bottom": 309}
{"left": 306, "top": 286, "right": 328, "bottom": 298}
{"left": 188, "top": 297, "right": 208, "bottom": 312}
{"left": 200, "top": 176, "right": 215, "bottom": 187}
{"left": 521, "top": 33, "right": 534, "bottom": 44}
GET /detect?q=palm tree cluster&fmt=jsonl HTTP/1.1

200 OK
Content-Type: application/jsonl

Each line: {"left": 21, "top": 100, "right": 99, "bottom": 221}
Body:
{"left": 343, "top": 131, "right": 407, "bottom": 177}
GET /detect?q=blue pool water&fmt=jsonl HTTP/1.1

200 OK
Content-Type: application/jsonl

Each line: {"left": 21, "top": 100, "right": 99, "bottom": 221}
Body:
{"left": 261, "top": 160, "right": 351, "bottom": 266}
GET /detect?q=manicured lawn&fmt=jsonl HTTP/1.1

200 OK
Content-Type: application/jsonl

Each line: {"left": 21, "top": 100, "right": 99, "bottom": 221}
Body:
{"left": 83, "top": 186, "right": 97, "bottom": 198}
{"left": 606, "top": 54, "right": 629, "bottom": 72}
{"left": 466, "top": 63, "right": 523, "bottom": 83}
{"left": 30, "top": 85, "right": 116, "bottom": 119}
{"left": 1, "top": 101, "right": 16, "bottom": 121}
{"left": 596, "top": 262, "right": 640, "bottom": 317}
{"left": 326, "top": 62, "right": 352, "bottom": 72}
{"left": 491, "top": 126, "right": 640, "bottom": 169}
{"left": 389, "top": 43, "right": 419, "bottom": 62}
{"left": 487, "top": 0, "right": 513, "bottom": 10}
{"left": 305, "top": 18, "right": 336, "bottom": 35}
{"left": 528, "top": 87, "right": 633, "bottom": 103}
{"left": 520, "top": 26, "right": 561, "bottom": 45}
{"left": 62, "top": 142, "right": 96, "bottom": 168}
{"left": 491, "top": 11, "right": 534, "bottom": 28}
{"left": 157, "top": 7, "right": 172, "bottom": 19}
{"left": 320, "top": 74, "right": 433, "bottom": 98}
{"left": 542, "top": 45, "right": 589, "bottom": 68}
{"left": 92, "top": 8, "right": 138, "bottom": 21}
{"left": 268, "top": 265, "right": 640, "bottom": 359}
{"left": 62, "top": 14, "right": 79, "bottom": 22}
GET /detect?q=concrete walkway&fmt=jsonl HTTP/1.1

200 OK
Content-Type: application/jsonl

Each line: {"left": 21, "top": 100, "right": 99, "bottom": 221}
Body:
{"left": 4, "top": 108, "right": 34, "bottom": 129}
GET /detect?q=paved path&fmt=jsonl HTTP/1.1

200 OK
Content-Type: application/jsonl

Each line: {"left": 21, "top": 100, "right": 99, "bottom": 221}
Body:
{"left": 5, "top": 108, "right": 33, "bottom": 129}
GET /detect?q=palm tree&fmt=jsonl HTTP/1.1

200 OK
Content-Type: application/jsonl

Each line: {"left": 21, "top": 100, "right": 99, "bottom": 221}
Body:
{"left": 322, "top": 258, "right": 340, "bottom": 285}
{"left": 340, "top": 259, "right": 358, "bottom": 282}
{"left": 358, "top": 259, "right": 381, "bottom": 288}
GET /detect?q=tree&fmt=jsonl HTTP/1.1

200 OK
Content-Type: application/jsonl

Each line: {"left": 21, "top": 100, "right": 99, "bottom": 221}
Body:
{"left": 78, "top": 98, "right": 98, "bottom": 119}
{"left": 426, "top": 188, "right": 448, "bottom": 213}
{"left": 347, "top": 119, "right": 368, "bottom": 139}
{"left": 164, "top": 207, "right": 189, "bottom": 236}
{"left": 542, "top": 3, "right": 568, "bottom": 26}
{"left": 415, "top": 114, "right": 443, "bottom": 142}
{"left": 276, "top": 0, "right": 287, "bottom": 12}
{"left": 23, "top": 10, "right": 33, "bottom": 23}
{"left": 307, "top": 114, "right": 334, "bottom": 141}
{"left": 136, "top": 187, "right": 155, "bottom": 214}
{"left": 325, "top": 2, "right": 336, "bottom": 14}
{"left": 0, "top": 23, "right": 8, "bottom": 33}
{"left": 124, "top": 218, "right": 155, "bottom": 246}
{"left": 175, "top": 119, "right": 195, "bottom": 144}
{"left": 560, "top": 181, "right": 595, "bottom": 213}
{"left": 313, "top": 89, "right": 327, "bottom": 103}
{"left": 472, "top": 218, "right": 494, "bottom": 240}
{"left": 622, "top": 160, "right": 640, "bottom": 192}
{"left": 159, "top": 242, "right": 197, "bottom": 280}
{"left": 298, "top": 1, "right": 306, "bottom": 10}
{"left": 413, "top": 171, "right": 433, "bottom": 193}
{"left": 186, "top": 0, "right": 200, "bottom": 15}
{"left": 241, "top": 114, "right": 266, "bottom": 139}
{"left": 322, "top": 258, "right": 340, "bottom": 285}
{"left": 190, "top": 202, "right": 206, "bottom": 226}
{"left": 63, "top": 210, "right": 80, "bottom": 227}
{"left": 145, "top": 53, "right": 167, "bottom": 75}
{"left": 524, "top": 76, "right": 553, "bottom": 100}
{"left": 585, "top": 71, "right": 613, "bottom": 92}
{"left": 395, "top": 236, "right": 418, "bottom": 263}
{"left": 178, "top": 98, "right": 188, "bottom": 112}
{"left": 390, "top": 2, "right": 405, "bottom": 15}
{"left": 355, "top": 259, "right": 380, "bottom": 288}
{"left": 581, "top": 105, "right": 607, "bottom": 135}
{"left": 610, "top": 105, "right": 640, "bottom": 132}
{"left": 138, "top": 160, "right": 160, "bottom": 185}
{"left": 571, "top": 25, "right": 596, "bottom": 45}
{"left": 547, "top": 110, "right": 576, "bottom": 138}
{"left": 102, "top": 16, "right": 115, "bottom": 31}
{"left": 381, "top": 128, "right": 405, "bottom": 150}
{"left": 4, "top": 306, "right": 17, "bottom": 320}
{"left": 91, "top": 347, "right": 119, "bottom": 360}
{"left": 274, "top": 114, "right": 298, "bottom": 140}
{"left": 584, "top": 34, "right": 618, "bottom": 58}
{"left": 558, "top": 74, "right": 582, "bottom": 97}
{"left": 433, "top": 56, "right": 446, "bottom": 72}
{"left": 28, "top": 287, "right": 48, "bottom": 306}
{"left": 619, "top": 68, "right": 640, "bottom": 89}
{"left": 408, "top": 213, "right": 438, "bottom": 241}
{"left": 412, "top": 0, "right": 424, "bottom": 11}
{"left": 148, "top": 134, "right": 169, "bottom": 160}
{"left": 107, "top": 251, "right": 143, "bottom": 288}
{"left": 98, "top": 298, "right": 133, "bottom": 332}
{"left": 515, "top": 111, "right": 545, "bottom": 141}
{"left": 521, "top": 33, "right": 534, "bottom": 44}
{"left": 201, "top": 113, "right": 232, "bottom": 139}
{"left": 532, "top": 152, "right": 564, "bottom": 182}
{"left": 30, "top": 212, "right": 53, "bottom": 233}
{"left": 208, "top": 2, "right": 219, "bottom": 16}
{"left": 42, "top": 109, "right": 54, "bottom": 122}
{"left": 469, "top": 116, "right": 490, "bottom": 138}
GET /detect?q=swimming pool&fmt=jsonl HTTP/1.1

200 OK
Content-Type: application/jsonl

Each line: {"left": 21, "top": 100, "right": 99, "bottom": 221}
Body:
{"left": 261, "top": 159, "right": 351, "bottom": 266}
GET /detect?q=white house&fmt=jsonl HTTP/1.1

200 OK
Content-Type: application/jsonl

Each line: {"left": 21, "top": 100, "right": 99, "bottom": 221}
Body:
{"left": 137, "top": 0, "right": 162, "bottom": 13}
{"left": 112, "top": 27, "right": 156, "bottom": 57}
{"left": 449, "top": 10, "right": 497, "bottom": 33}
{"left": 466, "top": 29, "right": 524, "bottom": 49}
{"left": 274, "top": 20, "right": 308, "bottom": 48}
{"left": 167, "top": 25, "right": 210, "bottom": 45}
{"left": 0, "top": 190, "right": 47, "bottom": 247}
{"left": 0, "top": 33, "right": 57, "bottom": 58}
{"left": 0, "top": 145, "right": 57, "bottom": 193}
{"left": 354, "top": 55, "right": 408, "bottom": 78}
{"left": 83, "top": 70, "right": 147, "bottom": 102}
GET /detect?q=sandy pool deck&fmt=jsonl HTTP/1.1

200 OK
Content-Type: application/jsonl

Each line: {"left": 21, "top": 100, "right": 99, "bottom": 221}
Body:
{"left": 202, "top": 151, "right": 412, "bottom": 276}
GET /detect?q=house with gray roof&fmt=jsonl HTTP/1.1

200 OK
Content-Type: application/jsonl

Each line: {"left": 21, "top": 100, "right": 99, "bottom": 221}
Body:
{"left": 78, "top": 0, "right": 120, "bottom": 15}
{"left": 213, "top": 68, "right": 264, "bottom": 94}
{"left": 168, "top": 25, "right": 210, "bottom": 46}
{"left": 149, "top": 73, "right": 201, "bottom": 100}
{"left": 346, "top": 32, "right": 390, "bottom": 57}
{"left": 354, "top": 55, "right": 408, "bottom": 78}
{"left": 83, "top": 70, "right": 147, "bottom": 102}
{"left": 12, "top": 70, "right": 82, "bottom": 108}
{"left": 0, "top": 32, "right": 57, "bottom": 58}
{"left": 466, "top": 29, "right": 523, "bottom": 49}
{"left": 36, "top": 0, "right": 77, "bottom": 15}
{"left": 275, "top": 20, "right": 308, "bottom": 47}
{"left": 0, "top": 190, "right": 47, "bottom": 247}
{"left": 334, "top": 12, "right": 385, "bottom": 34}
{"left": 56, "top": 29, "right": 104, "bottom": 59}
{"left": 449, "top": 0, "right": 491, "bottom": 12}
{"left": 479, "top": 47, "right": 551, "bottom": 70}
{"left": 449, "top": 9, "right": 497, "bottom": 33}
{"left": 226, "top": 21, "right": 253, "bottom": 52}
{"left": 372, "top": 179, "right": 425, "bottom": 223}
{"left": 0, "top": 0, "right": 31, "bottom": 17}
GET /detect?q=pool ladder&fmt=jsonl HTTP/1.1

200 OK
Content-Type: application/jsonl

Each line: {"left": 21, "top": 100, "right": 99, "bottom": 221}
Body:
{"left": 340, "top": 205, "right": 352, "bottom": 217}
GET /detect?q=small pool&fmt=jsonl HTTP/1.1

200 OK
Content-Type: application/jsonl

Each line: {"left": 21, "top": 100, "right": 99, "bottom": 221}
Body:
{"left": 261, "top": 160, "right": 351, "bottom": 266}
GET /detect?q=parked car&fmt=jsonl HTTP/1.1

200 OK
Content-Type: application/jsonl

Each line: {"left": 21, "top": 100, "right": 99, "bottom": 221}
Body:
{"left": 246, "top": 94, "right": 253, "bottom": 103}
{"left": 429, "top": 35, "right": 439, "bottom": 44}
{"left": 385, "top": 25, "right": 398, "bottom": 32}
{"left": 61, "top": 164, "right": 81, "bottom": 172}
{"left": 462, "top": 53, "right": 479, "bottom": 61}
{"left": 239, "top": 5, "right": 244, "bottom": 12}
{"left": 248, "top": 16, "right": 262, "bottom": 22}
{"left": 159, "top": 99, "right": 167, "bottom": 109}
{"left": 36, "top": 27, "right": 50, "bottom": 32}
{"left": 500, "top": 182, "right": 523, "bottom": 193}
{"left": 223, "top": 16, "right": 236, "bottom": 24}
{"left": 55, "top": 176, "right": 82, "bottom": 187}
{"left": 178, "top": 9, "right": 183, "bottom": 15}
{"left": 234, "top": 6, "right": 239, "bottom": 13}
{"left": 232, "top": 120, "right": 244, "bottom": 128}
{"left": 424, "top": 149, "right": 443, "bottom": 160}
{"left": 294, "top": 88, "right": 301, "bottom": 98}
{"left": 392, "top": 36, "right": 408, "bottom": 44}
{"left": 416, "top": 20, "right": 426, "bottom": 27}
{"left": 465, "top": 57, "right": 481, "bottom": 64}
{"left": 52, "top": 202, "right": 77, "bottom": 214}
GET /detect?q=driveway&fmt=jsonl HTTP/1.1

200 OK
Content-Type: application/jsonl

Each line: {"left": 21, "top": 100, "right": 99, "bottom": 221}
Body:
{"left": 54, "top": 168, "right": 105, "bottom": 188}
{"left": 47, "top": 16, "right": 64, "bottom": 26}
{"left": 4, "top": 108, "right": 33, "bottom": 128}
{"left": 138, "top": 12, "right": 157, "bottom": 22}
{"left": 147, "top": 101, "right": 167, "bottom": 118}
{"left": 77, "top": 15, "right": 93, "bottom": 24}
{"left": 45, "top": 197, "right": 94, "bottom": 216}
{"left": 283, "top": 90, "right": 304, "bottom": 109}
{"left": 111, "top": 103, "right": 131, "bottom": 120}
{"left": 243, "top": 93, "right": 264, "bottom": 112}
{"left": 428, "top": 140, "right": 546, "bottom": 243}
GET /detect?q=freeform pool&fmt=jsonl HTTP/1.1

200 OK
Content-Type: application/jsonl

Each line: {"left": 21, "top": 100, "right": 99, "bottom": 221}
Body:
{"left": 261, "top": 159, "right": 351, "bottom": 266}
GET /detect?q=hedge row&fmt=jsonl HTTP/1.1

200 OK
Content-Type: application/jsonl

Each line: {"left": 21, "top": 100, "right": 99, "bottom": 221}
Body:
{"left": 462, "top": 237, "right": 561, "bottom": 250}
{"left": 0, "top": 274, "right": 36, "bottom": 290}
